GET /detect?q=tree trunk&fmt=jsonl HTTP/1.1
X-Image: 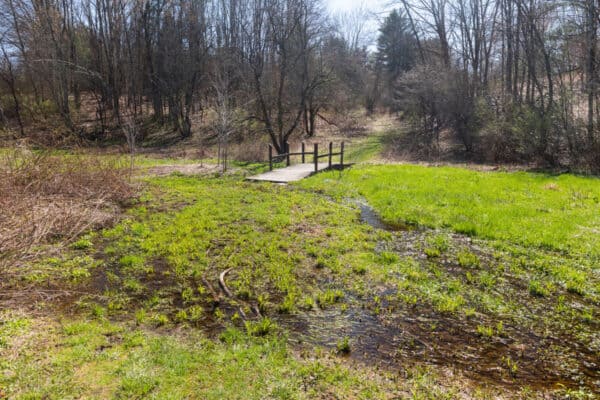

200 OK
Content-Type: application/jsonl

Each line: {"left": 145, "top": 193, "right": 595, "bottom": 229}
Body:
{"left": 1, "top": 47, "right": 24, "bottom": 137}
{"left": 0, "top": 98, "right": 7, "bottom": 128}
{"left": 586, "top": 0, "right": 598, "bottom": 142}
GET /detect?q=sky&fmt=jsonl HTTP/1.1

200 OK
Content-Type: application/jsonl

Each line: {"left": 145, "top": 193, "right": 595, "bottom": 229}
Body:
{"left": 326, "top": 0, "right": 389, "bottom": 50}
{"left": 326, "top": 0, "right": 386, "bottom": 13}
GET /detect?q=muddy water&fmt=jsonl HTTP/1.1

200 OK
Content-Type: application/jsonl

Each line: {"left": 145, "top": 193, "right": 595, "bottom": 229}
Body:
{"left": 277, "top": 294, "right": 596, "bottom": 392}
{"left": 358, "top": 202, "right": 410, "bottom": 231}
{"left": 274, "top": 201, "right": 600, "bottom": 394}
{"left": 86, "top": 198, "right": 599, "bottom": 394}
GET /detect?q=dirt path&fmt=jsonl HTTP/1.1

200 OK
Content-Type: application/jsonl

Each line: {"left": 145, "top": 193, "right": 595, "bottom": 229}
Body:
{"left": 145, "top": 163, "right": 223, "bottom": 176}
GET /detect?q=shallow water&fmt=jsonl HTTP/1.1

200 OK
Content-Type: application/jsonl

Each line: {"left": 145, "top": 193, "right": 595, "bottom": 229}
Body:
{"left": 357, "top": 201, "right": 409, "bottom": 231}
{"left": 274, "top": 200, "right": 600, "bottom": 393}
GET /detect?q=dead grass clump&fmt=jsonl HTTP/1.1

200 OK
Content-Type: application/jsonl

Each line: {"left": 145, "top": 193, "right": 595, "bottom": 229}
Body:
{"left": 0, "top": 148, "right": 137, "bottom": 270}
{"left": 231, "top": 139, "right": 268, "bottom": 162}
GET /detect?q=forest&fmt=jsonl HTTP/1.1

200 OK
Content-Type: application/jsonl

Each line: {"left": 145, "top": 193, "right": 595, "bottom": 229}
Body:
{"left": 1, "top": 1, "right": 600, "bottom": 399}
{"left": 0, "top": 0, "right": 598, "bottom": 169}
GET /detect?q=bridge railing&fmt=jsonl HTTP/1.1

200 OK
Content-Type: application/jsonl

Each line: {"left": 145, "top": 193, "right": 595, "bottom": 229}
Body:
{"left": 269, "top": 141, "right": 345, "bottom": 172}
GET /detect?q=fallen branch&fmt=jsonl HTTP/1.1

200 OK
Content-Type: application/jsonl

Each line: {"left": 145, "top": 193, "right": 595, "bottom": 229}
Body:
{"left": 218, "top": 268, "right": 262, "bottom": 319}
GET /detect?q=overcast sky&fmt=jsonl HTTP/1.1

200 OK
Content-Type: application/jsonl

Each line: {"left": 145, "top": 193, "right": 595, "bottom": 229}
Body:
{"left": 326, "top": 0, "right": 386, "bottom": 13}
{"left": 326, "top": 0, "right": 389, "bottom": 49}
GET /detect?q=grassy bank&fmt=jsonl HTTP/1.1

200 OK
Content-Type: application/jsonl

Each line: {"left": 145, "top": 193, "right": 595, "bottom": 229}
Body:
{"left": 2, "top": 311, "right": 416, "bottom": 399}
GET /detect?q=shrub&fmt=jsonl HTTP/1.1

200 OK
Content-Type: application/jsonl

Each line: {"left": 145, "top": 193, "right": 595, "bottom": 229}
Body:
{"left": 0, "top": 149, "right": 136, "bottom": 291}
{"left": 245, "top": 317, "right": 276, "bottom": 336}
{"left": 316, "top": 289, "right": 344, "bottom": 308}
{"left": 393, "top": 66, "right": 486, "bottom": 155}
{"left": 336, "top": 336, "right": 351, "bottom": 354}
{"left": 528, "top": 280, "right": 549, "bottom": 297}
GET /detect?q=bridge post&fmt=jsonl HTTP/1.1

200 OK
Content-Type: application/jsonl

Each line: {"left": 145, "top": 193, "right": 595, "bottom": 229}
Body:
{"left": 328, "top": 142, "right": 333, "bottom": 168}
{"left": 268, "top": 144, "right": 273, "bottom": 171}
{"left": 286, "top": 142, "right": 290, "bottom": 166}
{"left": 313, "top": 143, "right": 318, "bottom": 172}
{"left": 301, "top": 142, "right": 305, "bottom": 163}
{"left": 340, "top": 141, "right": 344, "bottom": 168}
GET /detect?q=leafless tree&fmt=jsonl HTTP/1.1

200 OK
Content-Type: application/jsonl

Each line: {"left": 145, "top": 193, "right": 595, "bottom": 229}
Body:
{"left": 333, "top": 2, "right": 373, "bottom": 52}
{"left": 0, "top": 45, "right": 24, "bottom": 137}
{"left": 122, "top": 115, "right": 138, "bottom": 180}
{"left": 243, "top": 0, "right": 328, "bottom": 153}
{"left": 212, "top": 65, "right": 237, "bottom": 173}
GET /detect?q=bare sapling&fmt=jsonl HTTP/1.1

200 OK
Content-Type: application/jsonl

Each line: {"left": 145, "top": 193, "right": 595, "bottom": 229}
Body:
{"left": 213, "top": 75, "right": 236, "bottom": 174}
{"left": 122, "top": 116, "right": 138, "bottom": 180}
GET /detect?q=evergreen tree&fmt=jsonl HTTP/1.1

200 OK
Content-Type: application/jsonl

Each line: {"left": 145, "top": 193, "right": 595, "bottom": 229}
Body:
{"left": 376, "top": 9, "right": 417, "bottom": 83}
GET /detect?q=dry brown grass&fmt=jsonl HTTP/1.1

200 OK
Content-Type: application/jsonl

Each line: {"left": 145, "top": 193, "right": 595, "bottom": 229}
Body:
{"left": 0, "top": 148, "right": 136, "bottom": 272}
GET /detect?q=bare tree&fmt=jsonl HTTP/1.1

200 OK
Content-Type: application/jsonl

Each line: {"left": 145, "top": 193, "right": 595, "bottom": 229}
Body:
{"left": 582, "top": 0, "right": 598, "bottom": 141}
{"left": 0, "top": 45, "right": 24, "bottom": 137}
{"left": 122, "top": 115, "right": 138, "bottom": 180}
{"left": 0, "top": 0, "right": 597, "bottom": 169}
{"left": 244, "top": 0, "right": 327, "bottom": 153}
{"left": 407, "top": 0, "right": 452, "bottom": 66}
{"left": 333, "top": 1, "right": 373, "bottom": 52}
{"left": 212, "top": 64, "right": 237, "bottom": 173}
{"left": 0, "top": 101, "right": 6, "bottom": 128}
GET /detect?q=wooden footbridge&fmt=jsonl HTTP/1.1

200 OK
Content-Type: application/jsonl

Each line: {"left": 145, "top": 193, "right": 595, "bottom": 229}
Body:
{"left": 247, "top": 141, "right": 346, "bottom": 183}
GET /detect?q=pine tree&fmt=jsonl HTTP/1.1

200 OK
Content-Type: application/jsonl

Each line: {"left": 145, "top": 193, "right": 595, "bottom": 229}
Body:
{"left": 376, "top": 9, "right": 417, "bottom": 83}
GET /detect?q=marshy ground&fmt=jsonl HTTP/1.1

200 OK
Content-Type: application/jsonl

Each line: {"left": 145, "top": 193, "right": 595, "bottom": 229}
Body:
{"left": 0, "top": 147, "right": 599, "bottom": 399}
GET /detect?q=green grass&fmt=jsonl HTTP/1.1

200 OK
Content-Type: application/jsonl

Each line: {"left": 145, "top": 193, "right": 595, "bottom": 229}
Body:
{"left": 92, "top": 175, "right": 382, "bottom": 319}
{"left": 299, "top": 164, "right": 600, "bottom": 259}
{"left": 344, "top": 134, "right": 384, "bottom": 163}
{"left": 83, "top": 171, "right": 597, "bottom": 326}
{"left": 300, "top": 164, "right": 600, "bottom": 307}
{"left": 134, "top": 154, "right": 210, "bottom": 167}
{"left": 4, "top": 159, "right": 600, "bottom": 398}
{"left": 0, "top": 312, "right": 400, "bottom": 399}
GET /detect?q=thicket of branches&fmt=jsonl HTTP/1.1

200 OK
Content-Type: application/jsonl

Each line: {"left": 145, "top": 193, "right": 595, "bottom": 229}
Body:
{"left": 0, "top": 149, "right": 135, "bottom": 275}
{"left": 0, "top": 0, "right": 371, "bottom": 154}
{"left": 377, "top": 1, "right": 600, "bottom": 170}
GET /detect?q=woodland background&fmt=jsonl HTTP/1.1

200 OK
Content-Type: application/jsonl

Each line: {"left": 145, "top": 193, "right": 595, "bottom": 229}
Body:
{"left": 0, "top": 0, "right": 599, "bottom": 170}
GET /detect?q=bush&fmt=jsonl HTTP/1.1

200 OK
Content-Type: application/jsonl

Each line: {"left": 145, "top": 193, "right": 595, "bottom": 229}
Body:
{"left": 0, "top": 149, "right": 136, "bottom": 274}
{"left": 393, "top": 66, "right": 485, "bottom": 156}
{"left": 393, "top": 66, "right": 447, "bottom": 154}
{"left": 0, "top": 94, "right": 58, "bottom": 121}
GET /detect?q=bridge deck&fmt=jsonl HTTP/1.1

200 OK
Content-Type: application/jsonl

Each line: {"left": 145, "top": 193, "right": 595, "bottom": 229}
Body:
{"left": 247, "top": 163, "right": 333, "bottom": 183}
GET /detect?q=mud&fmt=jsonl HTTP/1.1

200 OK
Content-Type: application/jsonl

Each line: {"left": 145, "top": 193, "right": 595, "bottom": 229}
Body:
{"left": 270, "top": 201, "right": 600, "bottom": 394}
{"left": 44, "top": 197, "right": 600, "bottom": 396}
{"left": 276, "top": 290, "right": 599, "bottom": 393}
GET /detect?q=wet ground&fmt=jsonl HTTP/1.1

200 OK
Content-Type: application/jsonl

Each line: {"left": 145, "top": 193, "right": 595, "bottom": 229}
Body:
{"left": 58, "top": 199, "right": 600, "bottom": 396}
{"left": 272, "top": 202, "right": 600, "bottom": 395}
{"left": 277, "top": 295, "right": 599, "bottom": 393}
{"left": 145, "top": 163, "right": 222, "bottom": 176}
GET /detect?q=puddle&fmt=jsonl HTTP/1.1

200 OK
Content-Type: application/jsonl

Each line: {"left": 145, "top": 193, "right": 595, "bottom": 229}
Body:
{"left": 356, "top": 200, "right": 410, "bottom": 231}
{"left": 275, "top": 197, "right": 600, "bottom": 393}
{"left": 275, "top": 298, "right": 598, "bottom": 393}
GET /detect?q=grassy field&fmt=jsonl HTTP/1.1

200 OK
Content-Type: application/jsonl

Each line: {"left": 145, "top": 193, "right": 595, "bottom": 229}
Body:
{"left": 1, "top": 148, "right": 599, "bottom": 399}
{"left": 300, "top": 165, "right": 600, "bottom": 258}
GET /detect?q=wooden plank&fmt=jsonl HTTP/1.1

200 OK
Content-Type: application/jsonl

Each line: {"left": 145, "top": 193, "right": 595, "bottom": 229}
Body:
{"left": 247, "top": 163, "right": 332, "bottom": 183}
